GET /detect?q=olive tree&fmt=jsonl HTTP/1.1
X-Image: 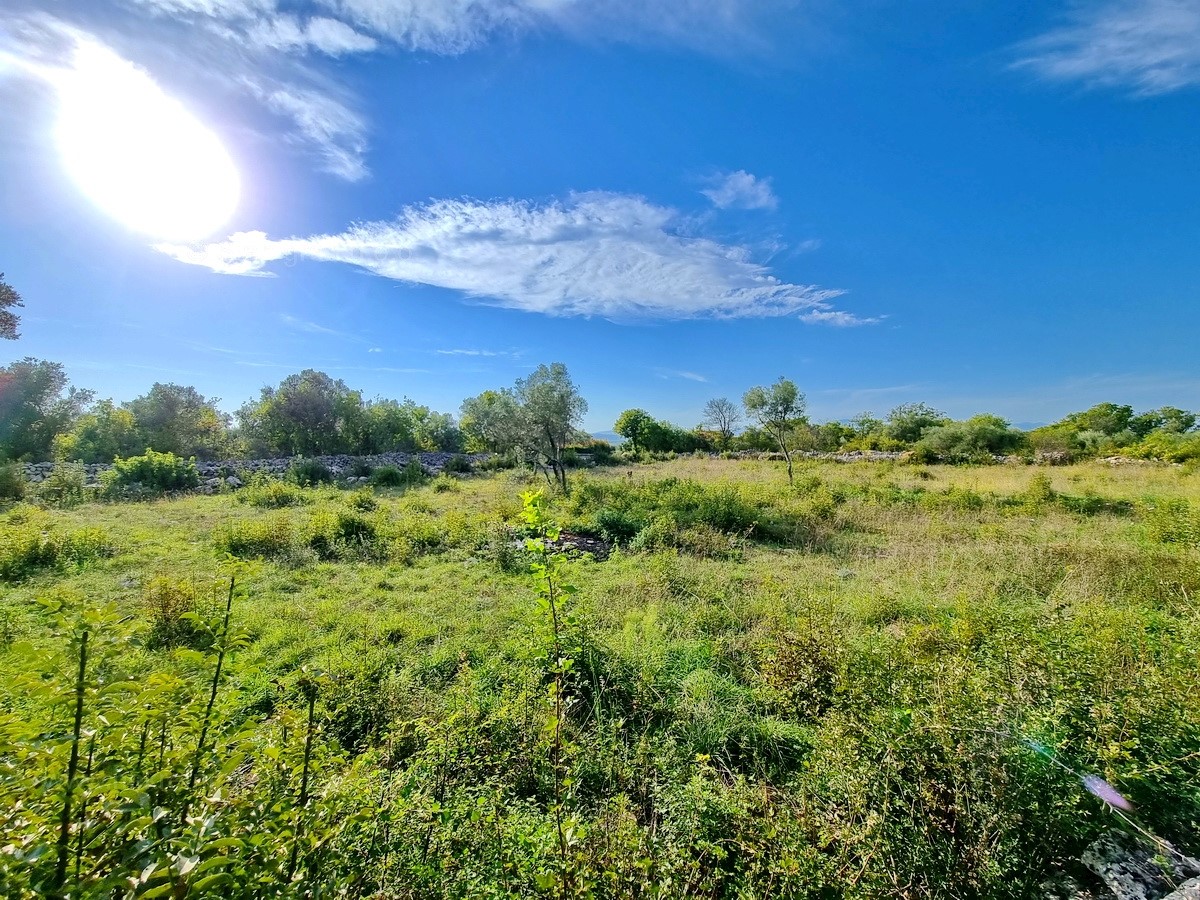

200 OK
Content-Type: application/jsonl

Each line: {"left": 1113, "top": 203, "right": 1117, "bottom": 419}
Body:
{"left": 460, "top": 389, "right": 524, "bottom": 454}
{"left": 515, "top": 363, "right": 588, "bottom": 491}
{"left": 742, "top": 378, "right": 806, "bottom": 484}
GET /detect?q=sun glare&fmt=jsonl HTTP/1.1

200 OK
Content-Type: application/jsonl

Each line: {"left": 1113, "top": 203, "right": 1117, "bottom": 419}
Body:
{"left": 54, "top": 42, "right": 239, "bottom": 242}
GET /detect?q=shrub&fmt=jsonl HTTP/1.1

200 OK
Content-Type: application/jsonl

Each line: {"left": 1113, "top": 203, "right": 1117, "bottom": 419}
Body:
{"left": 237, "top": 474, "right": 310, "bottom": 508}
{"left": 0, "top": 511, "right": 112, "bottom": 581}
{"left": 1023, "top": 472, "right": 1056, "bottom": 506}
{"left": 1125, "top": 432, "right": 1200, "bottom": 463}
{"left": 304, "top": 508, "right": 379, "bottom": 560}
{"left": 370, "top": 464, "right": 404, "bottom": 486}
{"left": 215, "top": 515, "right": 296, "bottom": 559}
{"left": 594, "top": 507, "right": 643, "bottom": 544}
{"left": 1143, "top": 499, "right": 1199, "bottom": 546}
{"left": 0, "top": 463, "right": 26, "bottom": 501}
{"left": 287, "top": 458, "right": 334, "bottom": 487}
{"left": 442, "top": 454, "right": 472, "bottom": 475}
{"left": 371, "top": 459, "right": 426, "bottom": 487}
{"left": 107, "top": 449, "right": 200, "bottom": 495}
{"left": 33, "top": 463, "right": 88, "bottom": 507}
{"left": 913, "top": 415, "right": 1026, "bottom": 463}
{"left": 142, "top": 575, "right": 213, "bottom": 650}
{"left": 431, "top": 474, "right": 460, "bottom": 493}
{"left": 346, "top": 487, "right": 378, "bottom": 510}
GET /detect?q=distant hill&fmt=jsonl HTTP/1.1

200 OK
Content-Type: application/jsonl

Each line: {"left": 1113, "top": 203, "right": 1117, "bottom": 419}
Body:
{"left": 1012, "top": 422, "right": 1048, "bottom": 431}
{"left": 591, "top": 431, "right": 624, "bottom": 444}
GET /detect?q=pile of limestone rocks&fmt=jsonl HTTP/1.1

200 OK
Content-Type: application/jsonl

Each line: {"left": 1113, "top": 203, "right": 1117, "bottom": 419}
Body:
{"left": 1049, "top": 831, "right": 1200, "bottom": 900}
{"left": 22, "top": 451, "right": 490, "bottom": 491}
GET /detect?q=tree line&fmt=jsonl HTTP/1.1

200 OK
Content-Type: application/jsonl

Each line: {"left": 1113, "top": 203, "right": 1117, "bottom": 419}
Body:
{"left": 2, "top": 355, "right": 1197, "bottom": 474}
{"left": 615, "top": 379, "right": 1200, "bottom": 476}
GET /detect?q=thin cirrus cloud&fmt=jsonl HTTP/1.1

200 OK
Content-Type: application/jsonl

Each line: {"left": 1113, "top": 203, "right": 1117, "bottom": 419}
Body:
{"left": 1014, "top": 0, "right": 1200, "bottom": 94}
{"left": 159, "top": 192, "right": 876, "bottom": 325}
{"left": 700, "top": 170, "right": 779, "bottom": 210}
{"left": 3, "top": 2, "right": 809, "bottom": 183}
{"left": 280, "top": 313, "right": 372, "bottom": 343}
{"left": 655, "top": 368, "right": 709, "bottom": 383}
{"left": 1, "top": 10, "right": 370, "bottom": 182}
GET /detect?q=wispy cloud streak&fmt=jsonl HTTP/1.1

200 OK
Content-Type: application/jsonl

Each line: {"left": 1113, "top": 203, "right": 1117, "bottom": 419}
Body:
{"left": 1014, "top": 0, "right": 1200, "bottom": 94}
{"left": 160, "top": 192, "right": 876, "bottom": 324}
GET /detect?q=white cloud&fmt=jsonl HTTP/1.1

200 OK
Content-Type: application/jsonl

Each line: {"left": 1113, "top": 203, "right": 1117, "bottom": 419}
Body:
{"left": 253, "top": 84, "right": 368, "bottom": 181}
{"left": 280, "top": 313, "right": 370, "bottom": 342}
{"left": 700, "top": 170, "right": 779, "bottom": 210}
{"left": 1, "top": 10, "right": 372, "bottom": 181}
{"left": 321, "top": 0, "right": 797, "bottom": 55}
{"left": 799, "top": 309, "right": 876, "bottom": 327}
{"left": 1015, "top": 0, "right": 1200, "bottom": 94}
{"left": 246, "top": 15, "right": 379, "bottom": 56}
{"left": 655, "top": 368, "right": 709, "bottom": 382}
{"left": 160, "top": 192, "right": 874, "bottom": 323}
{"left": 3, "top": 1, "right": 809, "bottom": 184}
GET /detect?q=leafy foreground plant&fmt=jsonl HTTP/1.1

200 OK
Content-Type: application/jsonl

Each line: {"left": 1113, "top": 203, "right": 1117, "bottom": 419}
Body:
{"left": 0, "top": 581, "right": 368, "bottom": 898}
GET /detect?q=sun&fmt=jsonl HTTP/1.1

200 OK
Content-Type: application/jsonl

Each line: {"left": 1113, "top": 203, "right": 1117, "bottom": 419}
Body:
{"left": 54, "top": 42, "right": 239, "bottom": 243}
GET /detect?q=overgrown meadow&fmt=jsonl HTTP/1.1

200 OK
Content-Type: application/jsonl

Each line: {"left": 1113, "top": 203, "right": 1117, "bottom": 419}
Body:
{"left": 2, "top": 458, "right": 1198, "bottom": 898}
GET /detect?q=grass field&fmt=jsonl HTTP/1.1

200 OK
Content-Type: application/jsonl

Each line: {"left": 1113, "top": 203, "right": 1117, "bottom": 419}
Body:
{"left": 1, "top": 458, "right": 1198, "bottom": 898}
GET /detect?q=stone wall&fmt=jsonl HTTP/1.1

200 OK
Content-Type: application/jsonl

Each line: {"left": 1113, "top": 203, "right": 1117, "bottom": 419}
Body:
{"left": 22, "top": 451, "right": 490, "bottom": 486}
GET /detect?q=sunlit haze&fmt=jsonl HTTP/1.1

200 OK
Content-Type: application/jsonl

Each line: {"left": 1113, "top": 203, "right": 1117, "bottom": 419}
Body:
{"left": 54, "top": 41, "right": 239, "bottom": 242}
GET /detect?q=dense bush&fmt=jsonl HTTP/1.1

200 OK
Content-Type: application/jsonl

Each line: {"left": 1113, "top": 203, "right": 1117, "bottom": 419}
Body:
{"left": 368, "top": 464, "right": 404, "bottom": 486}
{"left": 287, "top": 458, "right": 335, "bottom": 487}
{"left": 914, "top": 415, "right": 1027, "bottom": 463}
{"left": 32, "top": 462, "right": 88, "bottom": 507}
{"left": 442, "top": 454, "right": 472, "bottom": 474}
{"left": 1142, "top": 498, "right": 1199, "bottom": 546}
{"left": 1124, "top": 431, "right": 1200, "bottom": 463}
{"left": 237, "top": 474, "right": 311, "bottom": 508}
{"left": 106, "top": 449, "right": 200, "bottom": 494}
{"left": 0, "top": 463, "right": 25, "bottom": 501}
{"left": 369, "top": 459, "right": 426, "bottom": 487}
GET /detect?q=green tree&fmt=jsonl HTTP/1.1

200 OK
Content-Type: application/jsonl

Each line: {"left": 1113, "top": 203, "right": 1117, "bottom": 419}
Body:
{"left": 743, "top": 377, "right": 806, "bottom": 484}
{"left": 460, "top": 390, "right": 524, "bottom": 454}
{"left": 1060, "top": 402, "right": 1134, "bottom": 437}
{"left": 236, "top": 370, "right": 366, "bottom": 457}
{"left": 614, "top": 409, "right": 654, "bottom": 452}
{"left": 0, "top": 273, "right": 23, "bottom": 340}
{"left": 125, "top": 383, "right": 232, "bottom": 459}
{"left": 0, "top": 358, "right": 92, "bottom": 461}
{"left": 1130, "top": 406, "right": 1196, "bottom": 437}
{"left": 813, "top": 421, "right": 854, "bottom": 452}
{"left": 884, "top": 403, "right": 949, "bottom": 445}
{"left": 53, "top": 400, "right": 140, "bottom": 463}
{"left": 515, "top": 363, "right": 588, "bottom": 491}
{"left": 701, "top": 398, "right": 741, "bottom": 449}
{"left": 915, "top": 414, "right": 1026, "bottom": 463}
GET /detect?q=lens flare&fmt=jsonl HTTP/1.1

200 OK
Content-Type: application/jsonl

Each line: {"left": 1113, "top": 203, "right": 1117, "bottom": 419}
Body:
{"left": 55, "top": 41, "right": 239, "bottom": 242}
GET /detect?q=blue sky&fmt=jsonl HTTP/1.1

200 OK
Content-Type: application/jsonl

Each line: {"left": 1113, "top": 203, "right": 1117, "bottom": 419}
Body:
{"left": 1, "top": 0, "right": 1198, "bottom": 432}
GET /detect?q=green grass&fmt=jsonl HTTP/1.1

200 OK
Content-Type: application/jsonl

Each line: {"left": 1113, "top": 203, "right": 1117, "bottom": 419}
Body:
{"left": 0, "top": 459, "right": 1198, "bottom": 897}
